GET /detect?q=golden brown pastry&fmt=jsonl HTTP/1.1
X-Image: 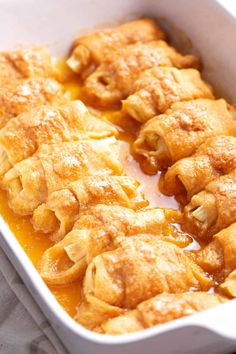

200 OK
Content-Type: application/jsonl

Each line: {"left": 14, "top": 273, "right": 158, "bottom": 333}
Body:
{"left": 219, "top": 270, "right": 236, "bottom": 298}
{"left": 133, "top": 99, "right": 236, "bottom": 174}
{"left": 67, "top": 19, "right": 166, "bottom": 77}
{"left": 0, "top": 77, "right": 68, "bottom": 129}
{"left": 75, "top": 295, "right": 124, "bottom": 331}
{"left": 83, "top": 41, "right": 200, "bottom": 107}
{"left": 183, "top": 170, "right": 236, "bottom": 239}
{"left": 0, "top": 100, "right": 117, "bottom": 179}
{"left": 1, "top": 138, "right": 122, "bottom": 215}
{"left": 40, "top": 205, "right": 182, "bottom": 284}
{"left": 196, "top": 222, "right": 236, "bottom": 280}
{"left": 0, "top": 47, "right": 55, "bottom": 85}
{"left": 82, "top": 236, "right": 212, "bottom": 309}
{"left": 164, "top": 136, "right": 236, "bottom": 200}
{"left": 1, "top": 23, "right": 234, "bottom": 337}
{"left": 122, "top": 67, "right": 213, "bottom": 122}
{"left": 70, "top": 204, "right": 181, "bottom": 249}
{"left": 32, "top": 176, "right": 148, "bottom": 238}
{"left": 101, "top": 292, "right": 227, "bottom": 334}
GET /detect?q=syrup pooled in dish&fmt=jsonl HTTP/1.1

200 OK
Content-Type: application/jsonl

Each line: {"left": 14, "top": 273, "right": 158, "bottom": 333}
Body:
{"left": 0, "top": 18, "right": 236, "bottom": 335}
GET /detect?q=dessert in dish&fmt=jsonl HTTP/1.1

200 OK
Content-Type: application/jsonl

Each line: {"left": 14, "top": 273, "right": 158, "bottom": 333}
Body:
{"left": 39, "top": 205, "right": 181, "bottom": 284}
{"left": 133, "top": 99, "right": 236, "bottom": 174}
{"left": 0, "top": 47, "right": 54, "bottom": 83}
{"left": 67, "top": 18, "right": 166, "bottom": 78}
{"left": 2, "top": 138, "right": 122, "bottom": 215}
{"left": 101, "top": 292, "right": 227, "bottom": 334}
{"left": 0, "top": 77, "right": 68, "bottom": 128}
{"left": 32, "top": 176, "right": 148, "bottom": 239}
{"left": 163, "top": 136, "right": 236, "bottom": 199}
{"left": 0, "top": 100, "right": 117, "bottom": 178}
{"left": 122, "top": 67, "right": 214, "bottom": 122}
{"left": 0, "top": 18, "right": 236, "bottom": 335}
{"left": 83, "top": 40, "right": 200, "bottom": 107}
{"left": 183, "top": 169, "right": 236, "bottom": 239}
{"left": 196, "top": 222, "right": 236, "bottom": 280}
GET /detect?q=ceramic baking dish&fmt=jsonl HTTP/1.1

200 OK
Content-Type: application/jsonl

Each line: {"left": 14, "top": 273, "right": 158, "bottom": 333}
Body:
{"left": 1, "top": 0, "right": 236, "bottom": 353}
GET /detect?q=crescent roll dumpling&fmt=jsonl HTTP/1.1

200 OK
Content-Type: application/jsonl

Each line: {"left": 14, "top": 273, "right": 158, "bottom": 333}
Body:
{"left": 75, "top": 295, "right": 124, "bottom": 331}
{"left": 0, "top": 100, "right": 117, "bottom": 178}
{"left": 67, "top": 18, "right": 166, "bottom": 77}
{"left": 40, "top": 206, "right": 182, "bottom": 284}
{"left": 32, "top": 176, "right": 148, "bottom": 238}
{"left": 0, "top": 77, "right": 68, "bottom": 129}
{"left": 219, "top": 270, "right": 236, "bottom": 298}
{"left": 82, "top": 236, "right": 212, "bottom": 310}
{"left": 133, "top": 99, "right": 236, "bottom": 174}
{"left": 71, "top": 204, "right": 188, "bottom": 250}
{"left": 164, "top": 136, "right": 236, "bottom": 200}
{"left": 1, "top": 138, "right": 122, "bottom": 215}
{"left": 83, "top": 41, "right": 200, "bottom": 108}
{"left": 196, "top": 223, "right": 236, "bottom": 279}
{"left": 101, "top": 292, "right": 227, "bottom": 334}
{"left": 0, "top": 47, "right": 55, "bottom": 85}
{"left": 72, "top": 204, "right": 180, "bottom": 247}
{"left": 122, "top": 67, "right": 213, "bottom": 123}
{"left": 183, "top": 169, "right": 236, "bottom": 239}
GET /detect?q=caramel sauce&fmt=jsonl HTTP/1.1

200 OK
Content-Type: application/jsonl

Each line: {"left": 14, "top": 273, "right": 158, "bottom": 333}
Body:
{"left": 0, "top": 59, "right": 199, "bottom": 318}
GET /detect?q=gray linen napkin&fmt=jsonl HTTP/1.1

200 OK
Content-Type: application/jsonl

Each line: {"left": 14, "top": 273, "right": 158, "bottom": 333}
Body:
{"left": 0, "top": 246, "right": 68, "bottom": 354}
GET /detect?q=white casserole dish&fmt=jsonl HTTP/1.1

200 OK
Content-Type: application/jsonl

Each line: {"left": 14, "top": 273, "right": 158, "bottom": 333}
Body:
{"left": 0, "top": 0, "right": 236, "bottom": 353}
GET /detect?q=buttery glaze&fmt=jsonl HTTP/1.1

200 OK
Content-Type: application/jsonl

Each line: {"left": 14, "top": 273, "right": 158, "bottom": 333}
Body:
{"left": 0, "top": 60, "right": 183, "bottom": 316}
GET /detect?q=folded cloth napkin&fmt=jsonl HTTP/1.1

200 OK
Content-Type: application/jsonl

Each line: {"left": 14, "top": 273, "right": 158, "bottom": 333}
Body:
{"left": 0, "top": 246, "right": 68, "bottom": 354}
